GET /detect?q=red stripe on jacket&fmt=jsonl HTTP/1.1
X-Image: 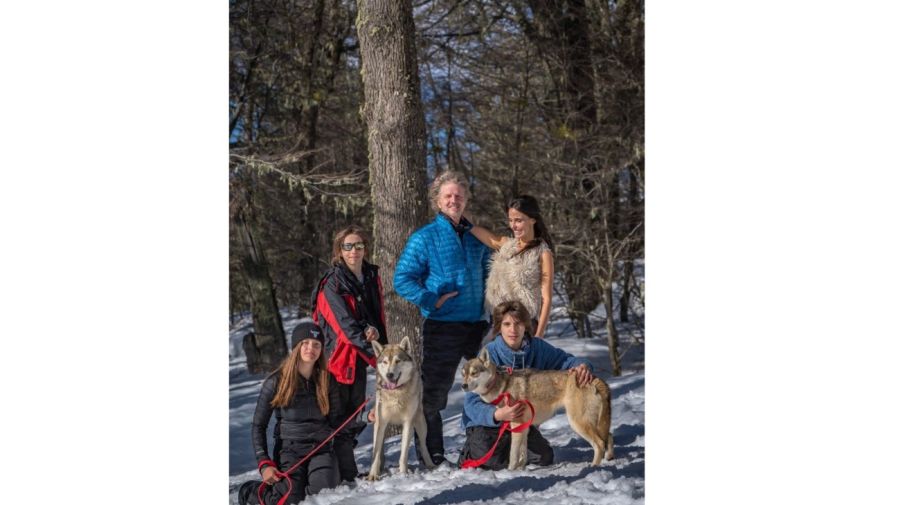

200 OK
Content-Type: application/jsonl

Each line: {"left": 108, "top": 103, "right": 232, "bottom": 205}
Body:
{"left": 315, "top": 289, "right": 375, "bottom": 385}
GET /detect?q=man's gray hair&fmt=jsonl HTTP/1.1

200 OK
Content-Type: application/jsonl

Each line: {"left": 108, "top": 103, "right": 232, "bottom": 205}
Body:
{"left": 428, "top": 171, "right": 470, "bottom": 212}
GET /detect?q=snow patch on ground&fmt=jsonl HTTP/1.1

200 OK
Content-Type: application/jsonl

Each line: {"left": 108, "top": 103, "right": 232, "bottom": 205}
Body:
{"left": 230, "top": 279, "right": 644, "bottom": 504}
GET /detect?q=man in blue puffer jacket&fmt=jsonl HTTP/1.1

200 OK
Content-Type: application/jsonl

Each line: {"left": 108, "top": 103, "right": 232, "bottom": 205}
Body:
{"left": 394, "top": 170, "right": 491, "bottom": 466}
{"left": 459, "top": 301, "right": 595, "bottom": 470}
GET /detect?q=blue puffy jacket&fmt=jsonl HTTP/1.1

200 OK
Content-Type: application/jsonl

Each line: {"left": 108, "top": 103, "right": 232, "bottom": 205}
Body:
{"left": 461, "top": 335, "right": 594, "bottom": 429}
{"left": 394, "top": 214, "right": 491, "bottom": 322}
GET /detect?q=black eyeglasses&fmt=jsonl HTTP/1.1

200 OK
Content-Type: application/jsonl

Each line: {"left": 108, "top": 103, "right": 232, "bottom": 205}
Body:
{"left": 341, "top": 241, "right": 366, "bottom": 251}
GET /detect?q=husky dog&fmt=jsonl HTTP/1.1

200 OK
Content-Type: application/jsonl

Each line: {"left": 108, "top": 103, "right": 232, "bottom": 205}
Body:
{"left": 461, "top": 347, "right": 614, "bottom": 469}
{"left": 366, "top": 336, "right": 435, "bottom": 480}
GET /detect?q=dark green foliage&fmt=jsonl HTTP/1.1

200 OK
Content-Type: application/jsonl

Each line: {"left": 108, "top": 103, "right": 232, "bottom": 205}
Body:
{"left": 229, "top": 0, "right": 644, "bottom": 375}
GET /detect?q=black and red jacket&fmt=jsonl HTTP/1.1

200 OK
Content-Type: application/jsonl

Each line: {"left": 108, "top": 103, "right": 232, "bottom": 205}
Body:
{"left": 312, "top": 262, "right": 387, "bottom": 384}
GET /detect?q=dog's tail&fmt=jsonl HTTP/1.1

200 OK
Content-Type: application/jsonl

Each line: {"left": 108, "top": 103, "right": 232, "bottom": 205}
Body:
{"left": 591, "top": 378, "right": 614, "bottom": 461}
{"left": 589, "top": 377, "right": 611, "bottom": 397}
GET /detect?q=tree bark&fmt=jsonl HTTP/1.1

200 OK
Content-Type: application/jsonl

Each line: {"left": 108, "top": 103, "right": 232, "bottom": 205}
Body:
{"left": 601, "top": 284, "right": 621, "bottom": 376}
{"left": 562, "top": 263, "right": 601, "bottom": 340}
{"left": 232, "top": 178, "right": 288, "bottom": 372}
{"left": 620, "top": 260, "right": 632, "bottom": 323}
{"left": 356, "top": 0, "right": 428, "bottom": 355}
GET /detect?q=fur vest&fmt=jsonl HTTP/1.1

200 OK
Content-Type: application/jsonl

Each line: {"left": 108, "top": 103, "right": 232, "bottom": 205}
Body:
{"left": 484, "top": 239, "right": 550, "bottom": 318}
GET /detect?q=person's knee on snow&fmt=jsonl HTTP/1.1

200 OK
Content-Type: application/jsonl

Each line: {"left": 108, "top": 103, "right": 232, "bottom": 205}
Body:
{"left": 246, "top": 324, "right": 341, "bottom": 503}
{"left": 526, "top": 427, "right": 554, "bottom": 466}
{"left": 306, "top": 452, "right": 340, "bottom": 495}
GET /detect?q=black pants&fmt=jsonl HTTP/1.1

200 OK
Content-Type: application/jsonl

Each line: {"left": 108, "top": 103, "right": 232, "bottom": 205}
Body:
{"left": 331, "top": 355, "right": 368, "bottom": 482}
{"left": 416, "top": 319, "right": 489, "bottom": 462}
{"left": 239, "top": 441, "right": 339, "bottom": 505}
{"left": 457, "top": 425, "right": 554, "bottom": 470}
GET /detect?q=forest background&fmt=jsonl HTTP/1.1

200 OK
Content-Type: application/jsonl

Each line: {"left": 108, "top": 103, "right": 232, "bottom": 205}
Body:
{"left": 229, "top": 0, "right": 645, "bottom": 375}
{"left": 5, "top": 2, "right": 900, "bottom": 504}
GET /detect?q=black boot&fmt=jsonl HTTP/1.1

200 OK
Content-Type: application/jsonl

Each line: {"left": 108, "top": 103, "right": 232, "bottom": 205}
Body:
{"left": 238, "top": 480, "right": 260, "bottom": 505}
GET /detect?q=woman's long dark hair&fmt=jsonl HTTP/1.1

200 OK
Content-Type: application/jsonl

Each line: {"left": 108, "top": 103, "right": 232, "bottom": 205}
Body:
{"left": 508, "top": 195, "right": 554, "bottom": 256}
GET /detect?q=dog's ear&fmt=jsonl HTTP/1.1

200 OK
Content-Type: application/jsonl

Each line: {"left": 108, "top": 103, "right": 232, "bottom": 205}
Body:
{"left": 399, "top": 335, "right": 411, "bottom": 353}
{"left": 478, "top": 346, "right": 490, "bottom": 364}
{"left": 372, "top": 340, "right": 383, "bottom": 357}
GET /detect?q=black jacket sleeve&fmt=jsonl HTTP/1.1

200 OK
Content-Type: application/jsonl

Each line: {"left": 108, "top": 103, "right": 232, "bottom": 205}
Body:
{"left": 321, "top": 274, "right": 369, "bottom": 350}
{"left": 251, "top": 374, "right": 278, "bottom": 467}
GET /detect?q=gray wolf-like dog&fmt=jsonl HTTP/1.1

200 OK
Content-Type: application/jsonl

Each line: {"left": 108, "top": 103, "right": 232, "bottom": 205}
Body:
{"left": 366, "top": 336, "right": 435, "bottom": 480}
{"left": 461, "top": 347, "right": 614, "bottom": 469}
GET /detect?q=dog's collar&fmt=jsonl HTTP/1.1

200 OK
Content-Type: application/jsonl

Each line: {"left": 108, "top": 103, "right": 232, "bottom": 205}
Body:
{"left": 483, "top": 365, "right": 514, "bottom": 393}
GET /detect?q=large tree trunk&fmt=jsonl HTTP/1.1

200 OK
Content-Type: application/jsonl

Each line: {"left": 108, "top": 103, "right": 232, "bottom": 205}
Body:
{"left": 232, "top": 178, "right": 288, "bottom": 372}
{"left": 356, "top": 0, "right": 428, "bottom": 355}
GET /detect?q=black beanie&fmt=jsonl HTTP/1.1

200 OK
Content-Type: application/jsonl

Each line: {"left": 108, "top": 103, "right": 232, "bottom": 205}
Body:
{"left": 291, "top": 322, "right": 325, "bottom": 349}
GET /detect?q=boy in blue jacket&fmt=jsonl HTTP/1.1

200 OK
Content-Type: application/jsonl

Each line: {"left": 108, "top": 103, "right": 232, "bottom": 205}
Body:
{"left": 458, "top": 300, "right": 595, "bottom": 470}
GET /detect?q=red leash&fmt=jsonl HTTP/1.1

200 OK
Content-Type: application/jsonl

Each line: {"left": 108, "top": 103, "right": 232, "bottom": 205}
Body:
{"left": 460, "top": 392, "right": 535, "bottom": 469}
{"left": 257, "top": 397, "right": 370, "bottom": 505}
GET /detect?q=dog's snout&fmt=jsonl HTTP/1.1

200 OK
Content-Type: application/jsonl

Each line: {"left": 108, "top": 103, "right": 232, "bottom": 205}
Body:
{"left": 461, "top": 382, "right": 469, "bottom": 391}
{"left": 386, "top": 372, "right": 395, "bottom": 380}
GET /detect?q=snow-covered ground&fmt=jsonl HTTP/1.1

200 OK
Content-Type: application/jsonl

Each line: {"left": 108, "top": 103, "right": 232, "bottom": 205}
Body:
{"left": 229, "top": 288, "right": 644, "bottom": 505}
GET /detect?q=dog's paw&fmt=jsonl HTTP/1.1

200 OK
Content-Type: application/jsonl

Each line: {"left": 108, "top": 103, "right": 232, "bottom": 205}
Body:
{"left": 507, "top": 456, "right": 527, "bottom": 471}
{"left": 365, "top": 472, "right": 380, "bottom": 481}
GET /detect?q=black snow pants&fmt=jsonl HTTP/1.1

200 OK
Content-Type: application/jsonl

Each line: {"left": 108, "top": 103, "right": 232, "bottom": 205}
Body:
{"left": 331, "top": 355, "right": 369, "bottom": 482}
{"left": 239, "top": 440, "right": 339, "bottom": 505}
{"left": 415, "top": 319, "right": 489, "bottom": 463}
{"left": 457, "top": 425, "right": 554, "bottom": 470}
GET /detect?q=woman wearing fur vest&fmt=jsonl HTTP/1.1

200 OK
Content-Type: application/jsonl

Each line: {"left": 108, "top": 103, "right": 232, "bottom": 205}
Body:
{"left": 470, "top": 195, "right": 554, "bottom": 338}
{"left": 311, "top": 225, "right": 388, "bottom": 483}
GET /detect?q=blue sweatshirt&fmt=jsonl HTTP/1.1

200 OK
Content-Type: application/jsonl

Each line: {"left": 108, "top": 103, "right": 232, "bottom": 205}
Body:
{"left": 461, "top": 335, "right": 593, "bottom": 429}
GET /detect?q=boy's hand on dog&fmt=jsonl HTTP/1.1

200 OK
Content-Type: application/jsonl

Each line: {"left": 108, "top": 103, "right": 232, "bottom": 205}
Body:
{"left": 494, "top": 397, "right": 526, "bottom": 423}
{"left": 261, "top": 466, "right": 281, "bottom": 484}
{"left": 569, "top": 364, "right": 595, "bottom": 387}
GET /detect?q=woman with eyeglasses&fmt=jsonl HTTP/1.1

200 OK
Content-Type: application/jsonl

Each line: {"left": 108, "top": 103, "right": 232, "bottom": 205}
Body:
{"left": 310, "top": 225, "right": 387, "bottom": 483}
